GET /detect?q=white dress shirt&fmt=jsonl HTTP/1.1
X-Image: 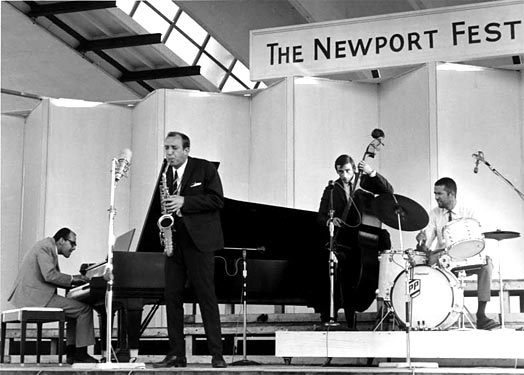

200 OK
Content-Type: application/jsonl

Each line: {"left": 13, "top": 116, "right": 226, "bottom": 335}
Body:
{"left": 424, "top": 202, "right": 477, "bottom": 250}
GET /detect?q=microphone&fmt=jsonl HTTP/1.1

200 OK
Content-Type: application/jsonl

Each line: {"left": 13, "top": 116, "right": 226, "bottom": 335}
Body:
{"left": 472, "top": 151, "right": 483, "bottom": 174}
{"left": 371, "top": 128, "right": 385, "bottom": 139}
{"left": 115, "top": 148, "right": 132, "bottom": 182}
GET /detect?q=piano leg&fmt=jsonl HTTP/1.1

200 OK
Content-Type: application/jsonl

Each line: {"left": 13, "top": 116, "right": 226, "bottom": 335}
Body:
{"left": 96, "top": 304, "right": 129, "bottom": 361}
{"left": 94, "top": 306, "right": 107, "bottom": 353}
{"left": 123, "top": 299, "right": 145, "bottom": 358}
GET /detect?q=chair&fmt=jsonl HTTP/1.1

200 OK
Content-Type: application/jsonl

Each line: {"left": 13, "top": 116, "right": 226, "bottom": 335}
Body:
{"left": 1, "top": 307, "right": 65, "bottom": 364}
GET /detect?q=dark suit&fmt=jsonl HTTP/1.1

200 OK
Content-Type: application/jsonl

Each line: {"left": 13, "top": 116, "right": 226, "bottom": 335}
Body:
{"left": 164, "top": 156, "right": 224, "bottom": 357}
{"left": 317, "top": 173, "right": 393, "bottom": 323}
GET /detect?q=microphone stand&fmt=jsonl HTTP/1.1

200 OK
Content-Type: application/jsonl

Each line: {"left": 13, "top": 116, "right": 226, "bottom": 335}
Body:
{"left": 379, "top": 195, "right": 437, "bottom": 369}
{"left": 476, "top": 153, "right": 523, "bottom": 330}
{"left": 326, "top": 183, "right": 340, "bottom": 327}
{"left": 226, "top": 246, "right": 263, "bottom": 366}
{"left": 76, "top": 157, "right": 144, "bottom": 370}
{"left": 104, "top": 158, "right": 117, "bottom": 367}
{"left": 478, "top": 154, "right": 524, "bottom": 202}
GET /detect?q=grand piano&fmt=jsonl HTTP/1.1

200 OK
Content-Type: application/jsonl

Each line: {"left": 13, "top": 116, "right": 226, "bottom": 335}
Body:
{"left": 68, "top": 165, "right": 328, "bottom": 353}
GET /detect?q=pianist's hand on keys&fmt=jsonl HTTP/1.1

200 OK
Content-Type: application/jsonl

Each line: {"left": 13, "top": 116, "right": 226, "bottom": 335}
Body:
{"left": 72, "top": 274, "right": 90, "bottom": 286}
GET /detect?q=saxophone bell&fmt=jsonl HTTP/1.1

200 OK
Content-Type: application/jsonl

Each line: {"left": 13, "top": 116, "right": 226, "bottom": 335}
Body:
{"left": 158, "top": 214, "right": 174, "bottom": 229}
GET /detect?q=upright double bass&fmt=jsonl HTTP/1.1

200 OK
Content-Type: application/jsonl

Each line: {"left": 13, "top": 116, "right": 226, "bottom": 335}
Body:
{"left": 335, "top": 128, "right": 392, "bottom": 313}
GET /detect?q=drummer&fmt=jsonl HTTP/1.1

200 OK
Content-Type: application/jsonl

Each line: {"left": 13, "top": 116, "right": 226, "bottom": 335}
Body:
{"left": 416, "top": 177, "right": 499, "bottom": 330}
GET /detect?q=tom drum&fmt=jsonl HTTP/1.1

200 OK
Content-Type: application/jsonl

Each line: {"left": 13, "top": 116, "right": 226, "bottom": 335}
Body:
{"left": 443, "top": 218, "right": 485, "bottom": 260}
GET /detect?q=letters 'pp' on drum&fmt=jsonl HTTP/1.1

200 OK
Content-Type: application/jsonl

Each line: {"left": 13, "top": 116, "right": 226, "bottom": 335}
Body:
{"left": 377, "top": 250, "right": 426, "bottom": 301}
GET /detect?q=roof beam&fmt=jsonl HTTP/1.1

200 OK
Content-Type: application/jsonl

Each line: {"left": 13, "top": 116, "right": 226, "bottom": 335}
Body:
{"left": 78, "top": 34, "right": 162, "bottom": 52}
{"left": 27, "top": 1, "right": 116, "bottom": 18}
{"left": 119, "top": 66, "right": 201, "bottom": 82}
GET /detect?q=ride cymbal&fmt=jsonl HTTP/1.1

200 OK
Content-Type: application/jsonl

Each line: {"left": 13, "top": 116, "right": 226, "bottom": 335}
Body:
{"left": 372, "top": 194, "right": 429, "bottom": 232}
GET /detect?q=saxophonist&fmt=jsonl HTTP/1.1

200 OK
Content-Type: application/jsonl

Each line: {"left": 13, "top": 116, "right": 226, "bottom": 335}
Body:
{"left": 154, "top": 131, "right": 227, "bottom": 369}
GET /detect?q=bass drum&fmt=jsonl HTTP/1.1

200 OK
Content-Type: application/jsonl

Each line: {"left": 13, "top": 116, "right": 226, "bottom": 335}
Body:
{"left": 377, "top": 250, "right": 426, "bottom": 301}
{"left": 391, "top": 265, "right": 463, "bottom": 330}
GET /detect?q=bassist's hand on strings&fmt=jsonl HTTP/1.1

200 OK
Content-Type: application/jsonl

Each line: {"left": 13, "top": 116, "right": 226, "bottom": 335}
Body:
{"left": 327, "top": 217, "right": 343, "bottom": 227}
{"left": 358, "top": 161, "right": 376, "bottom": 176}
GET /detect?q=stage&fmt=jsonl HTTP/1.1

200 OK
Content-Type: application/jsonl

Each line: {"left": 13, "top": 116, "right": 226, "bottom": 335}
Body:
{"left": 2, "top": 313, "right": 523, "bottom": 374}
{"left": 1, "top": 361, "right": 524, "bottom": 375}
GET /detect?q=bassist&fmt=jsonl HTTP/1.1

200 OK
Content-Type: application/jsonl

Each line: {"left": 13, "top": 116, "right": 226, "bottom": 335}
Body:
{"left": 317, "top": 154, "right": 393, "bottom": 328}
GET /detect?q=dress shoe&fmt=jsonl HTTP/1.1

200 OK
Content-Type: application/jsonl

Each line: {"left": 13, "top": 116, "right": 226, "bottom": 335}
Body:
{"left": 211, "top": 354, "right": 227, "bottom": 368}
{"left": 153, "top": 355, "right": 187, "bottom": 368}
{"left": 70, "top": 352, "right": 99, "bottom": 363}
{"left": 99, "top": 354, "right": 118, "bottom": 363}
{"left": 477, "top": 317, "right": 500, "bottom": 330}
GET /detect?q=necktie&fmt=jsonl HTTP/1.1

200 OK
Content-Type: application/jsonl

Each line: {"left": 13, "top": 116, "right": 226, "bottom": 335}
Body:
{"left": 173, "top": 169, "right": 179, "bottom": 195}
{"left": 448, "top": 210, "right": 453, "bottom": 222}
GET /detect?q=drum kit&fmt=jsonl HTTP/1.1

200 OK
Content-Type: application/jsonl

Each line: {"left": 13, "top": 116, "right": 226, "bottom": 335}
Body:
{"left": 372, "top": 194, "right": 520, "bottom": 332}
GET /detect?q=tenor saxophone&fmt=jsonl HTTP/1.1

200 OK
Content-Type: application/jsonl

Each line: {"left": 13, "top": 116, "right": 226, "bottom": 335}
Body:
{"left": 158, "top": 162, "right": 175, "bottom": 257}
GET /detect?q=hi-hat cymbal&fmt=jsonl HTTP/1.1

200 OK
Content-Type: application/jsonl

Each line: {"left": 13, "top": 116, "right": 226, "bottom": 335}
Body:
{"left": 483, "top": 230, "right": 520, "bottom": 241}
{"left": 372, "top": 194, "right": 429, "bottom": 232}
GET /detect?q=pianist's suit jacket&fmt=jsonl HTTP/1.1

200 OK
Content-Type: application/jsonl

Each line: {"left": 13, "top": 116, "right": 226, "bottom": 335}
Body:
{"left": 8, "top": 237, "right": 73, "bottom": 307}
{"left": 177, "top": 156, "right": 224, "bottom": 252}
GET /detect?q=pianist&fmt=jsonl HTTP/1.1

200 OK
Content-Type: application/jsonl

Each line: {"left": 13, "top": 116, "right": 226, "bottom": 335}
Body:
{"left": 7, "top": 228, "right": 98, "bottom": 364}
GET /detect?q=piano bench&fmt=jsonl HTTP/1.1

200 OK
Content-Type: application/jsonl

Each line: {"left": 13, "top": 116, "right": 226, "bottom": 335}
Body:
{"left": 1, "top": 307, "right": 65, "bottom": 365}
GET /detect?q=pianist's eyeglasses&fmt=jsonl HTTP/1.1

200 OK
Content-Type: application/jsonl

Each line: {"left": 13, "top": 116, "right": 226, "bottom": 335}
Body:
{"left": 65, "top": 238, "right": 77, "bottom": 247}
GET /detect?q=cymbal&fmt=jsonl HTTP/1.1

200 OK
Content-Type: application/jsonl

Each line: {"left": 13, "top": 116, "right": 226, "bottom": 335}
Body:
{"left": 483, "top": 230, "right": 520, "bottom": 241}
{"left": 372, "top": 194, "right": 429, "bottom": 232}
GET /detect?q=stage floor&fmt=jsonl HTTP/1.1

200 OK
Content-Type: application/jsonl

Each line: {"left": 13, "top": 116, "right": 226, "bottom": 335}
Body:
{"left": 1, "top": 353, "right": 524, "bottom": 375}
{"left": 1, "top": 362, "right": 524, "bottom": 375}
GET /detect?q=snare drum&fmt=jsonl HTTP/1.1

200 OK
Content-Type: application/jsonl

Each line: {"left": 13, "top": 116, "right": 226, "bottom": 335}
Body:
{"left": 443, "top": 218, "right": 485, "bottom": 260}
{"left": 377, "top": 250, "right": 426, "bottom": 300}
{"left": 391, "top": 265, "right": 463, "bottom": 330}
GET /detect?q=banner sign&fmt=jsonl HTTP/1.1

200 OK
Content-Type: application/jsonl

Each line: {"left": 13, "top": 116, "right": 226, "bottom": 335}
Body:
{"left": 250, "top": 0, "right": 524, "bottom": 80}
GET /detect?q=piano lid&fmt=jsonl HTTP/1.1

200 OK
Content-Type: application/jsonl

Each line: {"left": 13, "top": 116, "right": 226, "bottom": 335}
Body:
{"left": 135, "top": 161, "right": 325, "bottom": 259}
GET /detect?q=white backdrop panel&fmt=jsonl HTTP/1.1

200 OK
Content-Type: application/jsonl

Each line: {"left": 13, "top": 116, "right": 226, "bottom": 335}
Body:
{"left": 436, "top": 66, "right": 523, "bottom": 278}
{"left": 379, "top": 65, "right": 433, "bottom": 250}
{"left": 164, "top": 90, "right": 251, "bottom": 201}
{"left": 20, "top": 101, "right": 49, "bottom": 259}
{"left": 45, "top": 102, "right": 132, "bottom": 276}
{"left": 130, "top": 91, "right": 165, "bottom": 251}
{"left": 250, "top": 80, "right": 289, "bottom": 206}
{"left": 294, "top": 77, "right": 379, "bottom": 212}
{"left": 1, "top": 114, "right": 25, "bottom": 311}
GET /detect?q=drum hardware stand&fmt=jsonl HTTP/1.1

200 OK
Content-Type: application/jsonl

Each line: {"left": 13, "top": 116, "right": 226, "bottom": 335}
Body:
{"left": 373, "top": 298, "right": 400, "bottom": 331}
{"left": 225, "top": 246, "right": 264, "bottom": 366}
{"left": 379, "top": 195, "right": 438, "bottom": 369}
{"left": 454, "top": 270, "right": 476, "bottom": 330}
{"left": 496, "top": 239, "right": 509, "bottom": 330}
{"left": 483, "top": 231, "right": 520, "bottom": 330}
